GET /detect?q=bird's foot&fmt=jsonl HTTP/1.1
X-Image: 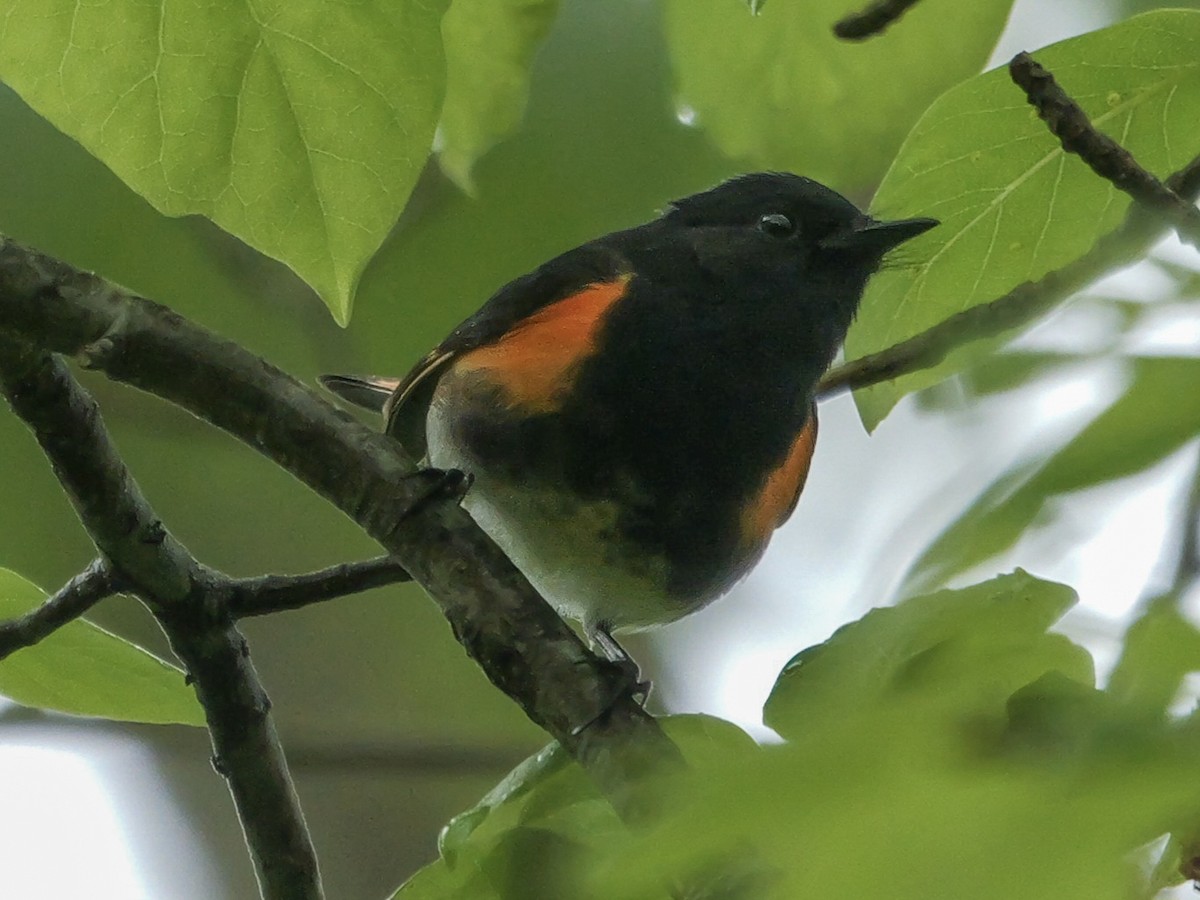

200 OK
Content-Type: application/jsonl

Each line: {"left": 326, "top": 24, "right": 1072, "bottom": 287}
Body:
{"left": 569, "top": 622, "right": 653, "bottom": 737}
{"left": 590, "top": 623, "right": 652, "bottom": 702}
{"left": 400, "top": 467, "right": 474, "bottom": 522}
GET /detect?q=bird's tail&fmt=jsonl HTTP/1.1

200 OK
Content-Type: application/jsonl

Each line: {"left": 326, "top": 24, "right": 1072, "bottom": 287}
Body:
{"left": 318, "top": 374, "right": 401, "bottom": 413}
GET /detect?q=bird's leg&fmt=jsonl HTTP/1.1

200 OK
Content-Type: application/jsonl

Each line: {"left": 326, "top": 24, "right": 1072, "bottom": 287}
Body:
{"left": 569, "top": 621, "right": 653, "bottom": 737}
{"left": 588, "top": 620, "right": 652, "bottom": 702}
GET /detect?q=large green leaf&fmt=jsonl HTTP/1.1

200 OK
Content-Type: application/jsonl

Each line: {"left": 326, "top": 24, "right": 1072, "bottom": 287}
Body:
{"left": 394, "top": 715, "right": 754, "bottom": 899}
{"left": 661, "top": 0, "right": 1014, "bottom": 191}
{"left": 0, "top": 0, "right": 449, "bottom": 324}
{"left": 1107, "top": 596, "right": 1200, "bottom": 717}
{"left": 901, "top": 357, "right": 1200, "bottom": 595}
{"left": 850, "top": 10, "right": 1200, "bottom": 428}
{"left": 438, "top": 0, "right": 560, "bottom": 192}
{"left": 0, "top": 568, "right": 203, "bottom": 725}
{"left": 399, "top": 739, "right": 615, "bottom": 900}
{"left": 605, "top": 576, "right": 1198, "bottom": 900}
{"left": 606, "top": 704, "right": 1200, "bottom": 900}
{"left": 397, "top": 574, "right": 1200, "bottom": 900}
{"left": 763, "top": 570, "right": 1090, "bottom": 743}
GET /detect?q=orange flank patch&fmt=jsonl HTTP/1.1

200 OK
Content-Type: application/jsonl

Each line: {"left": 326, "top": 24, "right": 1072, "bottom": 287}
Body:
{"left": 452, "top": 275, "right": 632, "bottom": 412}
{"left": 740, "top": 413, "right": 819, "bottom": 548}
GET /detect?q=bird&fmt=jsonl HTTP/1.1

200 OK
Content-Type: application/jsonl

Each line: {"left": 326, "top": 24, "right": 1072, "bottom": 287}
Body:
{"left": 322, "top": 172, "right": 936, "bottom": 663}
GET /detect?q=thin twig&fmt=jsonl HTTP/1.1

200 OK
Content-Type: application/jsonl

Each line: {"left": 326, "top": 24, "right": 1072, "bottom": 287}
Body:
{"left": 1127, "top": 446, "right": 1200, "bottom": 626}
{"left": 0, "top": 335, "right": 323, "bottom": 900}
{"left": 1174, "top": 447, "right": 1200, "bottom": 595}
{"left": 1009, "top": 51, "right": 1200, "bottom": 251}
{"left": 0, "top": 236, "right": 684, "bottom": 826}
{"left": 0, "top": 558, "right": 115, "bottom": 662}
{"left": 834, "top": 0, "right": 923, "bottom": 40}
{"left": 228, "top": 556, "right": 411, "bottom": 618}
{"left": 818, "top": 153, "right": 1200, "bottom": 397}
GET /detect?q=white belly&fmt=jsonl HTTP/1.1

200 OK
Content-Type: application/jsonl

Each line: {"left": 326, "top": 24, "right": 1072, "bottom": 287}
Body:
{"left": 425, "top": 396, "right": 680, "bottom": 633}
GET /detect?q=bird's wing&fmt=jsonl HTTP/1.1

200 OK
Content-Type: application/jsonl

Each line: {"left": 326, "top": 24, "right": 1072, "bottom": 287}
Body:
{"left": 322, "top": 241, "right": 634, "bottom": 458}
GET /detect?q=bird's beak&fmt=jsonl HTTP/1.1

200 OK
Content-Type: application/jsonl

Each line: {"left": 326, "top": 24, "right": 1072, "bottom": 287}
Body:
{"left": 819, "top": 216, "right": 939, "bottom": 254}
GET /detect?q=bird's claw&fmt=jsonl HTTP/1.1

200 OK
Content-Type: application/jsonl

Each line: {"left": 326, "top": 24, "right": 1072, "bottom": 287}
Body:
{"left": 400, "top": 467, "right": 474, "bottom": 522}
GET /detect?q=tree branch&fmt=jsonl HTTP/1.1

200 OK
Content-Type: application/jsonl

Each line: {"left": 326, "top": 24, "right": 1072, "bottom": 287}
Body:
{"left": 0, "top": 234, "right": 683, "bottom": 825}
{"left": 818, "top": 152, "right": 1200, "bottom": 397}
{"left": 821, "top": 55, "right": 1200, "bottom": 399}
{"left": 0, "top": 557, "right": 115, "bottom": 662}
{"left": 0, "top": 335, "right": 323, "bottom": 900}
{"left": 228, "top": 556, "right": 411, "bottom": 618}
{"left": 834, "top": 0, "right": 923, "bottom": 40}
{"left": 1009, "top": 52, "right": 1200, "bottom": 251}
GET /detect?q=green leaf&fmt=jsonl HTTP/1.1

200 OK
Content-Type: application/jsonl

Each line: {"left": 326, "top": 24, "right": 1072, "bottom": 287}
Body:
{"left": 438, "top": 0, "right": 560, "bottom": 192}
{"left": 607, "top": 704, "right": 1200, "bottom": 900}
{"left": 1001, "top": 671, "right": 1112, "bottom": 757}
{"left": 606, "top": 580, "right": 1200, "bottom": 900}
{"left": 849, "top": 9, "right": 1200, "bottom": 427}
{"left": 437, "top": 741, "right": 576, "bottom": 866}
{"left": 395, "top": 715, "right": 753, "bottom": 899}
{"left": 0, "top": 0, "right": 449, "bottom": 324}
{"left": 1143, "top": 834, "right": 1188, "bottom": 899}
{"left": 660, "top": 711, "right": 759, "bottom": 767}
{"left": 396, "top": 739, "right": 619, "bottom": 899}
{"left": 661, "top": 0, "right": 1013, "bottom": 191}
{"left": 0, "top": 568, "right": 203, "bottom": 726}
{"left": 764, "top": 571, "right": 1090, "bottom": 743}
{"left": 1108, "top": 596, "right": 1200, "bottom": 717}
{"left": 397, "top": 579, "right": 1197, "bottom": 900}
{"left": 902, "top": 357, "right": 1200, "bottom": 595}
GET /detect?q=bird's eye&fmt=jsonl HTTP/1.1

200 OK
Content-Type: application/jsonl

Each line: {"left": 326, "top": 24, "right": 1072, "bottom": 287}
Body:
{"left": 757, "top": 213, "right": 794, "bottom": 238}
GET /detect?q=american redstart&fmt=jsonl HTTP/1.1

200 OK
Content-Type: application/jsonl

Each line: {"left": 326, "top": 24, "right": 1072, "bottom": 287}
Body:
{"left": 323, "top": 173, "right": 935, "bottom": 661}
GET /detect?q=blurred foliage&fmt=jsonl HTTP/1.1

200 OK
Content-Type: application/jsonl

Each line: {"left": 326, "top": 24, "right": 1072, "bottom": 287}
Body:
{"left": 1119, "top": 0, "right": 1200, "bottom": 16}
{"left": 395, "top": 573, "right": 1200, "bottom": 899}
{"left": 1108, "top": 596, "right": 1200, "bottom": 715}
{"left": 901, "top": 356, "right": 1200, "bottom": 595}
{"left": 763, "top": 570, "right": 1092, "bottom": 738}
{"left": 662, "top": 0, "right": 1014, "bottom": 193}
{"left": 849, "top": 8, "right": 1200, "bottom": 428}
{"left": 0, "top": 569, "right": 203, "bottom": 725}
{"left": 397, "top": 714, "right": 757, "bottom": 899}
{"left": 439, "top": 0, "right": 560, "bottom": 192}
{"left": 2, "top": 1, "right": 1200, "bottom": 899}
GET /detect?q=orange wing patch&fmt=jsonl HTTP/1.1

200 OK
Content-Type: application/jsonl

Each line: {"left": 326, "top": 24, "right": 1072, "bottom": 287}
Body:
{"left": 740, "top": 413, "right": 819, "bottom": 548}
{"left": 451, "top": 275, "right": 631, "bottom": 413}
